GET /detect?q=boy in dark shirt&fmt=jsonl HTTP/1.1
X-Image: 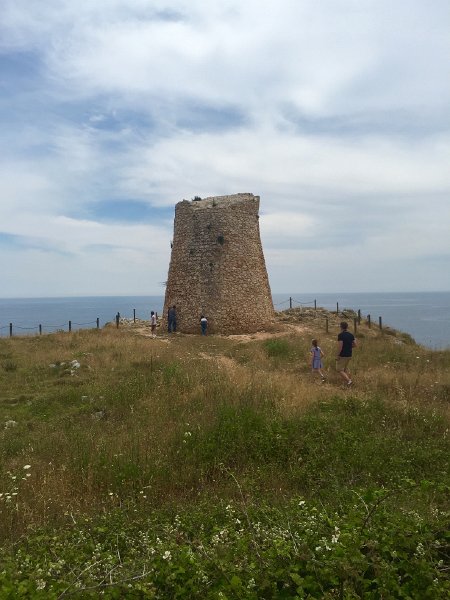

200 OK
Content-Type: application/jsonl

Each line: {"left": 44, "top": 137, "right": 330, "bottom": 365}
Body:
{"left": 336, "top": 321, "right": 356, "bottom": 386}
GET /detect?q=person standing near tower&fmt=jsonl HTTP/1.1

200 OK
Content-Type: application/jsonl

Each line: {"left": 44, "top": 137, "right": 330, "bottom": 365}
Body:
{"left": 200, "top": 315, "right": 208, "bottom": 336}
{"left": 168, "top": 305, "right": 177, "bottom": 333}
{"left": 336, "top": 321, "right": 356, "bottom": 386}
{"left": 150, "top": 311, "right": 157, "bottom": 338}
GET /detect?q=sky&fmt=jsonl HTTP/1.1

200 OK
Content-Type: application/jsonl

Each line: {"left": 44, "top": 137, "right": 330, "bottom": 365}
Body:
{"left": 1, "top": 0, "right": 449, "bottom": 298}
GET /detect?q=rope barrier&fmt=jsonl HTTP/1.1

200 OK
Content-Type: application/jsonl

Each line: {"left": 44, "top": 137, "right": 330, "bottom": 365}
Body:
{"left": 1, "top": 311, "right": 102, "bottom": 338}
{"left": 292, "top": 299, "right": 315, "bottom": 306}
{"left": 274, "top": 299, "right": 316, "bottom": 307}
{"left": 274, "top": 299, "right": 291, "bottom": 306}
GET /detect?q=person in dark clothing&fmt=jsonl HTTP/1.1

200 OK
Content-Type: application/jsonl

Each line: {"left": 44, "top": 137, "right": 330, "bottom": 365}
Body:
{"left": 336, "top": 321, "right": 356, "bottom": 386}
{"left": 168, "top": 305, "right": 177, "bottom": 333}
{"left": 200, "top": 315, "right": 208, "bottom": 336}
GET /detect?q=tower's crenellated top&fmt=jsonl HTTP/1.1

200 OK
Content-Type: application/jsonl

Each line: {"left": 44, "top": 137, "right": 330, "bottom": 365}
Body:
{"left": 178, "top": 193, "right": 259, "bottom": 210}
{"left": 163, "top": 193, "right": 274, "bottom": 334}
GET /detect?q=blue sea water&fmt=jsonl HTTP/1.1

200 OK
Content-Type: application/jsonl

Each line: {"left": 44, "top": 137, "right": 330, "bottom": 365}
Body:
{"left": 0, "top": 292, "right": 449, "bottom": 349}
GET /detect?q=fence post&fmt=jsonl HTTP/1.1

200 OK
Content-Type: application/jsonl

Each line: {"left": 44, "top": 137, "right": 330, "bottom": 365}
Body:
{"left": 39, "top": 324, "right": 42, "bottom": 335}
{"left": 358, "top": 309, "right": 361, "bottom": 324}
{"left": 289, "top": 297, "right": 292, "bottom": 309}
{"left": 314, "top": 299, "right": 317, "bottom": 310}
{"left": 325, "top": 317, "right": 329, "bottom": 333}
{"left": 379, "top": 316, "right": 383, "bottom": 331}
{"left": 69, "top": 320, "right": 72, "bottom": 333}
{"left": 336, "top": 302, "right": 339, "bottom": 314}
{"left": 116, "top": 313, "right": 120, "bottom": 328}
{"left": 353, "top": 318, "right": 357, "bottom": 334}
{"left": 367, "top": 314, "right": 371, "bottom": 329}
{"left": 133, "top": 308, "right": 136, "bottom": 323}
{"left": 9, "top": 323, "right": 12, "bottom": 337}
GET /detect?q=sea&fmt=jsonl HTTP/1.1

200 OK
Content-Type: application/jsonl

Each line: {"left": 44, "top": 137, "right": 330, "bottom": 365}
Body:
{"left": 0, "top": 292, "right": 449, "bottom": 350}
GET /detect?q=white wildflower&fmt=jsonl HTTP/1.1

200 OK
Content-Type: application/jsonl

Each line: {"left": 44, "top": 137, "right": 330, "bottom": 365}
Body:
{"left": 162, "top": 550, "right": 172, "bottom": 561}
{"left": 415, "top": 542, "right": 425, "bottom": 557}
{"left": 247, "top": 578, "right": 256, "bottom": 590}
{"left": 23, "top": 465, "right": 31, "bottom": 470}
{"left": 331, "top": 527, "right": 340, "bottom": 544}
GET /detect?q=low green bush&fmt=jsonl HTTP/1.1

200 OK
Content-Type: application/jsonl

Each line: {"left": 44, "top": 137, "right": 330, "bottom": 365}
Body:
{"left": 0, "top": 497, "right": 448, "bottom": 598}
{"left": 263, "top": 338, "right": 291, "bottom": 358}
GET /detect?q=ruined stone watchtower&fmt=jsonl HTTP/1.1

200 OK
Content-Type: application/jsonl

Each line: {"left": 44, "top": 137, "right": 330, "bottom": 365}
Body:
{"left": 163, "top": 193, "right": 274, "bottom": 334}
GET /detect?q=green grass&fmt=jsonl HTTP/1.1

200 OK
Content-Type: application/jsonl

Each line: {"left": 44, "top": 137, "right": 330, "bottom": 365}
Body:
{"left": 0, "top": 321, "right": 449, "bottom": 598}
{"left": 263, "top": 338, "right": 292, "bottom": 358}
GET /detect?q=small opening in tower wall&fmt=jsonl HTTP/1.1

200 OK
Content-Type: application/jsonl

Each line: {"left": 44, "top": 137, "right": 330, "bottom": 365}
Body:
{"left": 217, "top": 235, "right": 225, "bottom": 245}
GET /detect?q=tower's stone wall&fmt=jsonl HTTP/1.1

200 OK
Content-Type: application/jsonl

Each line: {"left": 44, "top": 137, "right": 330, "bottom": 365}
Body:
{"left": 163, "top": 193, "right": 274, "bottom": 334}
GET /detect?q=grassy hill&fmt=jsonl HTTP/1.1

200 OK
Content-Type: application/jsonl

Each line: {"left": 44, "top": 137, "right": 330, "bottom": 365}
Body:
{"left": 0, "top": 309, "right": 449, "bottom": 598}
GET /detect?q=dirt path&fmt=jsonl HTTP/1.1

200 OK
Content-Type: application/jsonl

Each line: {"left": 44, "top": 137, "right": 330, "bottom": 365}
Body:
{"left": 215, "top": 322, "right": 309, "bottom": 343}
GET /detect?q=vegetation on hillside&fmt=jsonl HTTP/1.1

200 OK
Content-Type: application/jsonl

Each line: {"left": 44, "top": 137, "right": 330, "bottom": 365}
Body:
{"left": 0, "top": 310, "right": 449, "bottom": 598}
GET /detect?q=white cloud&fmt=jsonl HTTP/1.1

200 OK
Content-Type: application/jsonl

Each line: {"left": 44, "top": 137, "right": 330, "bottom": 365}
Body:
{"left": 0, "top": 0, "right": 449, "bottom": 295}
{"left": 120, "top": 127, "right": 450, "bottom": 204}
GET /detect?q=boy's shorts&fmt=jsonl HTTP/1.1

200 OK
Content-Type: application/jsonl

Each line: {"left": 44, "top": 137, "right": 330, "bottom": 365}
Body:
{"left": 335, "top": 357, "right": 351, "bottom": 372}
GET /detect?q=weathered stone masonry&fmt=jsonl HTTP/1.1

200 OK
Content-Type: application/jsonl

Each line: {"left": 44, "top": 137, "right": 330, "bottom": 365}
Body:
{"left": 163, "top": 193, "right": 274, "bottom": 334}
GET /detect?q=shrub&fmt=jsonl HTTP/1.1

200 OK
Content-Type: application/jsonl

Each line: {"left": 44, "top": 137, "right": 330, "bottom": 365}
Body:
{"left": 263, "top": 338, "right": 291, "bottom": 358}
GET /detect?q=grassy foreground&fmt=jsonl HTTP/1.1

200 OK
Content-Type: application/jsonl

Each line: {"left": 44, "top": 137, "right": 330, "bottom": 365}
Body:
{"left": 0, "top": 310, "right": 449, "bottom": 598}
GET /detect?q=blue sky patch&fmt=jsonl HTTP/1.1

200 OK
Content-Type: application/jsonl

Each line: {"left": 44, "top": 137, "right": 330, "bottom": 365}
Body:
{"left": 176, "top": 102, "right": 248, "bottom": 133}
{"left": 0, "top": 232, "right": 70, "bottom": 255}
{"left": 0, "top": 51, "right": 43, "bottom": 90}
{"left": 0, "top": 232, "right": 23, "bottom": 248}
{"left": 86, "top": 200, "right": 172, "bottom": 223}
{"left": 280, "top": 106, "right": 450, "bottom": 138}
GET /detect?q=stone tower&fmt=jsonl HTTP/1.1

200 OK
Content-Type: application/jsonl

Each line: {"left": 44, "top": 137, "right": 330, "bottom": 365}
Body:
{"left": 163, "top": 193, "right": 274, "bottom": 334}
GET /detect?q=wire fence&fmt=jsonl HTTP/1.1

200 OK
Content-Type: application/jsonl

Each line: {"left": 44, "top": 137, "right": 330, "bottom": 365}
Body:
{"left": 0, "top": 319, "right": 102, "bottom": 338}
{"left": 273, "top": 297, "right": 317, "bottom": 308}
{"left": 1, "top": 300, "right": 383, "bottom": 338}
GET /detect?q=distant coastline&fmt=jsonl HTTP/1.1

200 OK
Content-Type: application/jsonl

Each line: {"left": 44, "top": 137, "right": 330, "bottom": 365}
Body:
{"left": 1, "top": 291, "right": 449, "bottom": 349}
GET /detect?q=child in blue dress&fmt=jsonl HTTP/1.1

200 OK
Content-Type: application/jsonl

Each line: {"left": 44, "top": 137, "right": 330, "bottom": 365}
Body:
{"left": 310, "top": 339, "right": 326, "bottom": 381}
